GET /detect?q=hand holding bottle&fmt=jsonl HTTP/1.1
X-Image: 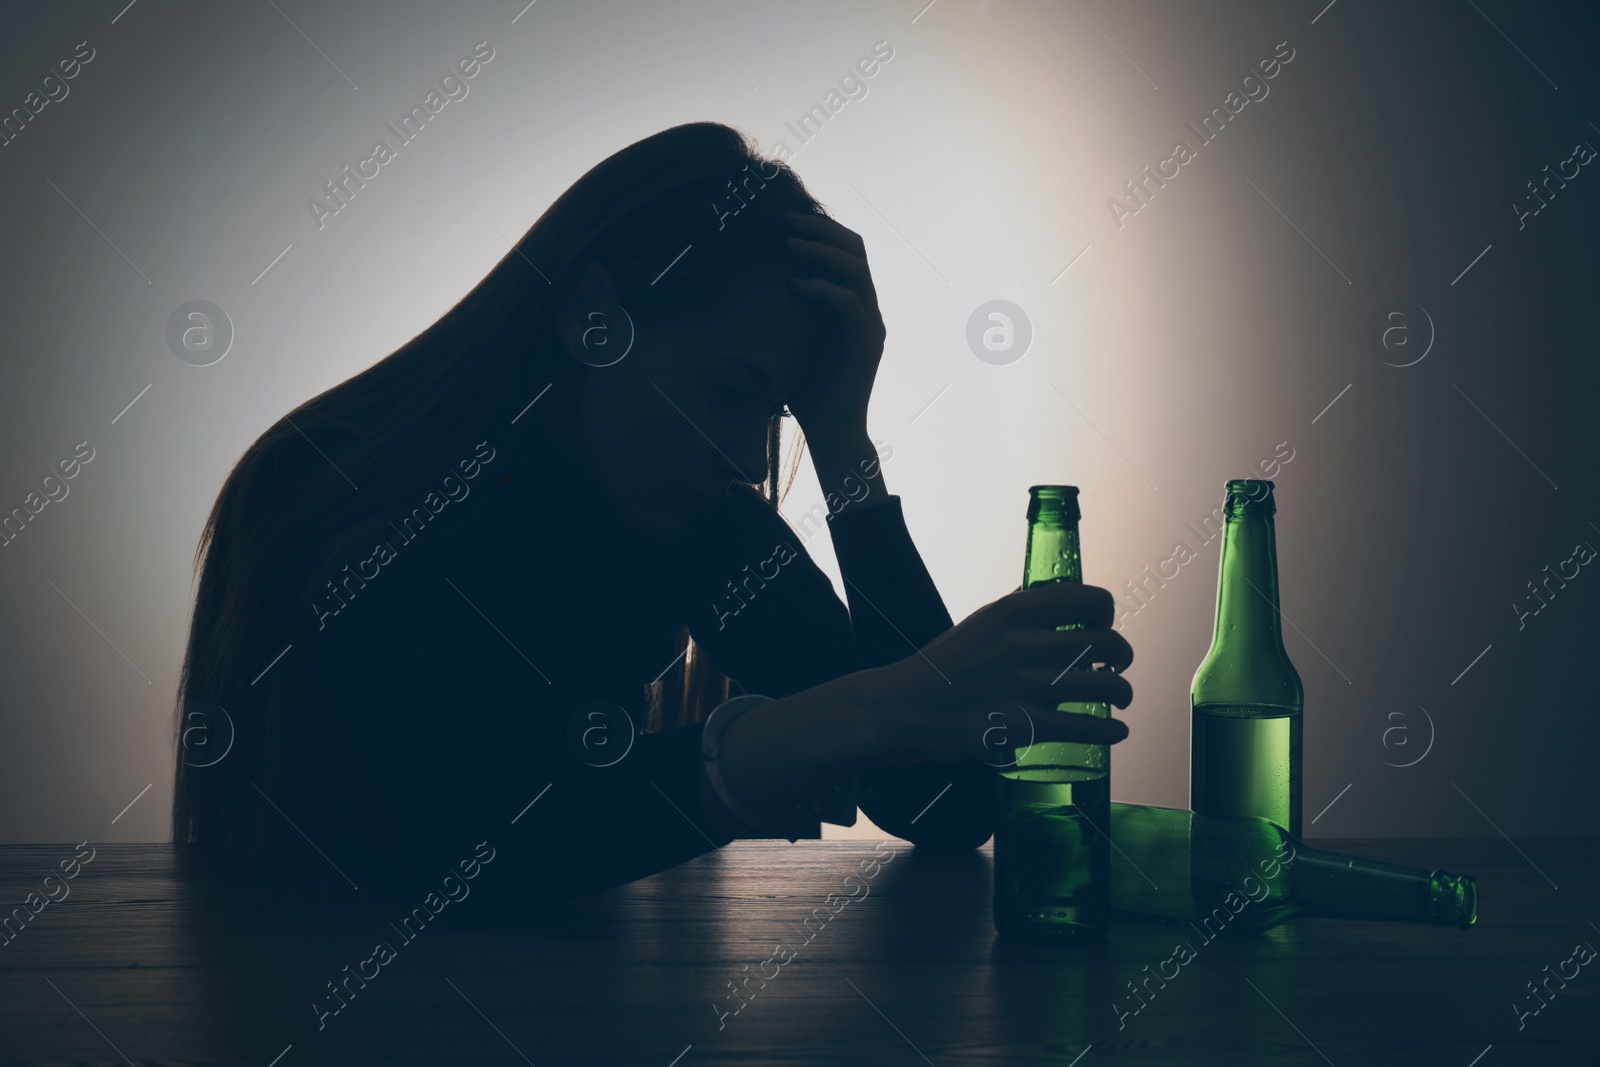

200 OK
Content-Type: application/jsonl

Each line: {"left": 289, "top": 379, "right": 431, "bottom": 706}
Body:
{"left": 866, "top": 580, "right": 1133, "bottom": 766}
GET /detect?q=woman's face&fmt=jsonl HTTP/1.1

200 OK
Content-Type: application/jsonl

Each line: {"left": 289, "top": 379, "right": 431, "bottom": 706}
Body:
{"left": 563, "top": 263, "right": 813, "bottom": 539}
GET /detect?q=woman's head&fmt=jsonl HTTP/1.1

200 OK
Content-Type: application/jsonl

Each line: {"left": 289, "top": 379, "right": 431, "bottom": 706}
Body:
{"left": 175, "top": 122, "right": 831, "bottom": 848}
{"left": 537, "top": 134, "right": 833, "bottom": 537}
{"left": 557, "top": 259, "right": 818, "bottom": 536}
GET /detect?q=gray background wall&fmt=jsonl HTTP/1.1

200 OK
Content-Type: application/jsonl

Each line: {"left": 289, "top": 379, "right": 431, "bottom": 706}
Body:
{"left": 0, "top": 0, "right": 1594, "bottom": 845}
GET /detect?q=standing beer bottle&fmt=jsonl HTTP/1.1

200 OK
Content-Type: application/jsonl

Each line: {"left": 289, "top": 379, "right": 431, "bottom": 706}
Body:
{"left": 1190, "top": 479, "right": 1304, "bottom": 836}
{"left": 993, "top": 485, "right": 1111, "bottom": 943}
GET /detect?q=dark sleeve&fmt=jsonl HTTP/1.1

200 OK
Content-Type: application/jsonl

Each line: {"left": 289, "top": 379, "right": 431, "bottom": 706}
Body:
{"left": 825, "top": 497, "right": 997, "bottom": 850}
{"left": 681, "top": 489, "right": 995, "bottom": 849}
{"left": 312, "top": 559, "right": 738, "bottom": 910}
{"left": 824, "top": 495, "right": 952, "bottom": 664}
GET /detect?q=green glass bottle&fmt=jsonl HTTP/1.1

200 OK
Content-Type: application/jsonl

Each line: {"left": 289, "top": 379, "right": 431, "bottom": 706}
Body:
{"left": 1108, "top": 802, "right": 1478, "bottom": 931}
{"left": 1190, "top": 479, "right": 1304, "bottom": 837}
{"left": 993, "top": 485, "right": 1111, "bottom": 943}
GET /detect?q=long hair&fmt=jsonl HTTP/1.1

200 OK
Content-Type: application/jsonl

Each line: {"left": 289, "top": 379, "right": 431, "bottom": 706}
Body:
{"left": 174, "top": 122, "right": 824, "bottom": 848}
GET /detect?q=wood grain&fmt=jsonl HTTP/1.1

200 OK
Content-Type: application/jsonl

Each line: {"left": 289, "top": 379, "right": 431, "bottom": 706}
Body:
{"left": 0, "top": 838, "right": 1595, "bottom": 1066}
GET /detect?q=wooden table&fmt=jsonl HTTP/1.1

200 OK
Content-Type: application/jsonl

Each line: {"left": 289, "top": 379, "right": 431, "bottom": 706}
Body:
{"left": 1, "top": 838, "right": 1595, "bottom": 1066}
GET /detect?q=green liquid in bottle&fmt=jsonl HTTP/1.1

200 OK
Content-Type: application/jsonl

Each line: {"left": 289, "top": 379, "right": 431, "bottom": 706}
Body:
{"left": 995, "top": 764, "right": 1110, "bottom": 941}
{"left": 1191, "top": 703, "right": 1302, "bottom": 836}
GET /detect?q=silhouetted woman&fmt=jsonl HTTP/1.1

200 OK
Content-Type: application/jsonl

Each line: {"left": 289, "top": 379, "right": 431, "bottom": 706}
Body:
{"left": 173, "top": 122, "right": 1132, "bottom": 907}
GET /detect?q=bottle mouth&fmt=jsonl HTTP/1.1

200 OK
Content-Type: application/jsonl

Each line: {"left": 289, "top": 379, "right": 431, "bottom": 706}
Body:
{"left": 1223, "top": 478, "right": 1276, "bottom": 516}
{"left": 1428, "top": 871, "right": 1478, "bottom": 929}
{"left": 1027, "top": 485, "right": 1081, "bottom": 523}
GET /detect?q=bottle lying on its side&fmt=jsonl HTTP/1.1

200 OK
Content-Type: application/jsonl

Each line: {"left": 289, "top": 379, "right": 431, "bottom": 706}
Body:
{"left": 1109, "top": 802, "right": 1477, "bottom": 932}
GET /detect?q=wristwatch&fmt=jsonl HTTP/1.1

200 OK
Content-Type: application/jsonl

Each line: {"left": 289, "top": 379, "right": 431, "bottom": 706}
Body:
{"left": 701, "top": 693, "right": 858, "bottom": 834}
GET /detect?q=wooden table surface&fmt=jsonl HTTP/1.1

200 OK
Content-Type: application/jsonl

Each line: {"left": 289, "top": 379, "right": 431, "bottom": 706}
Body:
{"left": 1, "top": 837, "right": 1595, "bottom": 1066}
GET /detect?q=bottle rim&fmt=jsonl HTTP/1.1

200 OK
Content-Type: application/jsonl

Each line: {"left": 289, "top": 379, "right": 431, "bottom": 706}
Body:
{"left": 1027, "top": 485, "right": 1080, "bottom": 523}
{"left": 1223, "top": 478, "right": 1276, "bottom": 516}
{"left": 1428, "top": 871, "right": 1478, "bottom": 929}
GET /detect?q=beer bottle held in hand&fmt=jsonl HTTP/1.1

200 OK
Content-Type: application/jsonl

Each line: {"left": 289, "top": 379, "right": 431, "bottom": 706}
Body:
{"left": 1190, "top": 479, "right": 1304, "bottom": 836}
{"left": 993, "top": 485, "right": 1111, "bottom": 943}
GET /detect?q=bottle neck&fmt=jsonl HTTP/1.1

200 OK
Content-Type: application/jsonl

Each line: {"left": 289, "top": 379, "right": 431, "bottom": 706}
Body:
{"left": 1016, "top": 495, "right": 1105, "bottom": 772}
{"left": 1291, "top": 842, "right": 1478, "bottom": 929}
{"left": 1210, "top": 509, "right": 1286, "bottom": 655}
{"left": 1024, "top": 521, "right": 1082, "bottom": 587}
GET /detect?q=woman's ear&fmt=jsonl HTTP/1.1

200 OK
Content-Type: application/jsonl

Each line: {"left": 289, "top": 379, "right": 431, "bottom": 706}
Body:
{"left": 556, "top": 261, "right": 625, "bottom": 366}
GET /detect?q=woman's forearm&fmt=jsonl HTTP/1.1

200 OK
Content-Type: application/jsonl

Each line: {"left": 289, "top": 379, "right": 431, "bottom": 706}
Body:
{"left": 807, "top": 428, "right": 888, "bottom": 517}
{"left": 699, "top": 669, "right": 887, "bottom": 838}
{"left": 697, "top": 430, "right": 906, "bottom": 837}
